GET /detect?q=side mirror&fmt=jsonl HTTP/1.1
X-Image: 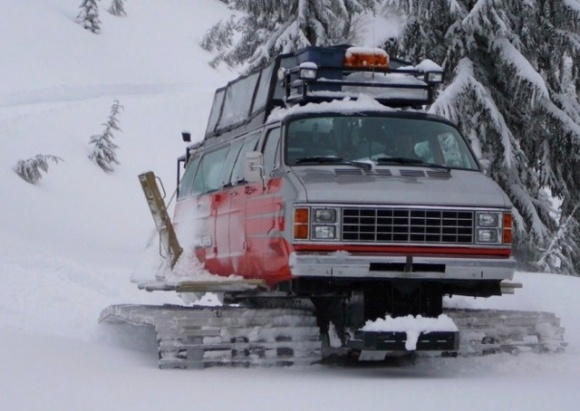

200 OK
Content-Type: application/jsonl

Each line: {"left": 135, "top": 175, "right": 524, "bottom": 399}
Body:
{"left": 244, "top": 151, "right": 264, "bottom": 184}
{"left": 182, "top": 131, "right": 191, "bottom": 142}
{"left": 479, "top": 159, "right": 491, "bottom": 176}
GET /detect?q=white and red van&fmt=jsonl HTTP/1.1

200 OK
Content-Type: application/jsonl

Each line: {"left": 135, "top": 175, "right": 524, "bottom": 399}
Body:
{"left": 172, "top": 46, "right": 516, "bottom": 350}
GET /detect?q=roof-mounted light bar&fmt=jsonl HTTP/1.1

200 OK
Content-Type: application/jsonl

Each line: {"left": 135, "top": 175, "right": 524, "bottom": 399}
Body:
{"left": 277, "top": 45, "right": 445, "bottom": 108}
{"left": 344, "top": 47, "right": 389, "bottom": 69}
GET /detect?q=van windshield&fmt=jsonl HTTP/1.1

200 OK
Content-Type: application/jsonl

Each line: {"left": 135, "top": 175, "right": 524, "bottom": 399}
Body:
{"left": 285, "top": 116, "right": 480, "bottom": 170}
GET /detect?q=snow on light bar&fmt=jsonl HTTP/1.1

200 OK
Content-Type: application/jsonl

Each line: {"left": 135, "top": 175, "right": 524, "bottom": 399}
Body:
{"left": 344, "top": 47, "right": 389, "bottom": 69}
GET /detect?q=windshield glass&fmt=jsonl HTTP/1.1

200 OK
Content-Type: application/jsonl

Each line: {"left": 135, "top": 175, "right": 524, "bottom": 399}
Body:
{"left": 285, "top": 116, "right": 479, "bottom": 170}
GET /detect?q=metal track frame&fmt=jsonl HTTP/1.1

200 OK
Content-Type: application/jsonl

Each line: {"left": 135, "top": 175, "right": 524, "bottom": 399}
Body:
{"left": 99, "top": 305, "right": 566, "bottom": 368}
{"left": 100, "top": 304, "right": 321, "bottom": 369}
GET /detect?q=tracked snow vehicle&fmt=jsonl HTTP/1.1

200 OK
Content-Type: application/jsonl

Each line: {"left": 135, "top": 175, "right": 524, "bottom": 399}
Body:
{"left": 100, "top": 45, "right": 565, "bottom": 368}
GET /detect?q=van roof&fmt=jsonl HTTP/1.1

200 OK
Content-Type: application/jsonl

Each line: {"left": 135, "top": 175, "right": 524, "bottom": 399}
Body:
{"left": 203, "top": 45, "right": 444, "bottom": 142}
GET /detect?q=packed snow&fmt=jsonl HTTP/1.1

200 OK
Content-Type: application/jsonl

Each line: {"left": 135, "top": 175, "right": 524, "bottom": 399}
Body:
{"left": 1, "top": 1, "right": 580, "bottom": 410}
{"left": 362, "top": 315, "right": 458, "bottom": 351}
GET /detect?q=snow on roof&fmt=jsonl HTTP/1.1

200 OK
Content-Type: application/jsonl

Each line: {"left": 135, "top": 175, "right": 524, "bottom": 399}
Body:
{"left": 299, "top": 61, "right": 318, "bottom": 69}
{"left": 415, "top": 59, "right": 443, "bottom": 73}
{"left": 397, "top": 59, "right": 443, "bottom": 74}
{"left": 267, "top": 94, "right": 395, "bottom": 123}
{"left": 362, "top": 314, "right": 458, "bottom": 351}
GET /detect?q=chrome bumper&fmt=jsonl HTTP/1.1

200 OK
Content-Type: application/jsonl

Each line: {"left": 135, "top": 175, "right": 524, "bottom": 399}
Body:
{"left": 289, "top": 252, "right": 516, "bottom": 281}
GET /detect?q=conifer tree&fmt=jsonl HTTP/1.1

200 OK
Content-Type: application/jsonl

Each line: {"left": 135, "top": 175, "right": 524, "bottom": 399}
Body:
{"left": 201, "top": 0, "right": 377, "bottom": 70}
{"left": 77, "top": 0, "right": 101, "bottom": 34}
{"left": 381, "top": 0, "right": 580, "bottom": 273}
{"left": 537, "top": 205, "right": 580, "bottom": 273}
{"left": 15, "top": 155, "right": 63, "bottom": 184}
{"left": 108, "top": 0, "right": 126, "bottom": 17}
{"left": 89, "top": 100, "right": 123, "bottom": 173}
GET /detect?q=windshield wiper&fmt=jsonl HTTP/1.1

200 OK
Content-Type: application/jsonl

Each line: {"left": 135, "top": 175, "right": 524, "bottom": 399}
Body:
{"left": 293, "top": 156, "right": 372, "bottom": 171}
{"left": 376, "top": 157, "right": 451, "bottom": 172}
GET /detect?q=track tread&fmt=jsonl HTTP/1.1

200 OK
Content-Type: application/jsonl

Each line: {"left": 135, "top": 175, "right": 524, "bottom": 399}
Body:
{"left": 445, "top": 308, "right": 566, "bottom": 356}
{"left": 100, "top": 304, "right": 322, "bottom": 369}
{"left": 100, "top": 305, "right": 566, "bottom": 367}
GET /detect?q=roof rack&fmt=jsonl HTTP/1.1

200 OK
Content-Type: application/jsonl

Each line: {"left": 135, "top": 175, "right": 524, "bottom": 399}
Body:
{"left": 203, "top": 45, "right": 444, "bottom": 141}
{"left": 279, "top": 45, "right": 444, "bottom": 108}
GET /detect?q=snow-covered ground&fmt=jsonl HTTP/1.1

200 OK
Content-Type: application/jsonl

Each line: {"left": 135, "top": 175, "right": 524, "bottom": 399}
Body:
{"left": 1, "top": 1, "right": 579, "bottom": 410}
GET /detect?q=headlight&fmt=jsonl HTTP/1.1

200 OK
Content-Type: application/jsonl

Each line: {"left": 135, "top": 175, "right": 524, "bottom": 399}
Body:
{"left": 313, "top": 225, "right": 336, "bottom": 239}
{"left": 477, "top": 229, "right": 500, "bottom": 243}
{"left": 477, "top": 212, "right": 500, "bottom": 227}
{"left": 294, "top": 205, "right": 340, "bottom": 241}
{"left": 475, "top": 211, "right": 511, "bottom": 245}
{"left": 314, "top": 208, "right": 337, "bottom": 223}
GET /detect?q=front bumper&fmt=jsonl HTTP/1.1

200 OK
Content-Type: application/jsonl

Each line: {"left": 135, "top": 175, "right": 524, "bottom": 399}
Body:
{"left": 289, "top": 252, "right": 516, "bottom": 281}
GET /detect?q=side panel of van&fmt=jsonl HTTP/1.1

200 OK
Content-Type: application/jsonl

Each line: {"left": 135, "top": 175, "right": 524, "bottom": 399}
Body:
{"left": 243, "top": 128, "right": 291, "bottom": 283}
{"left": 176, "top": 126, "right": 298, "bottom": 284}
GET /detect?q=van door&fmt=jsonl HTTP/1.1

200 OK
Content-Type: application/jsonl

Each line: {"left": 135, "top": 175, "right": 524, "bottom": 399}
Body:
{"left": 189, "top": 145, "right": 229, "bottom": 274}
{"left": 213, "top": 139, "right": 244, "bottom": 274}
{"left": 244, "top": 127, "right": 286, "bottom": 282}
{"left": 227, "top": 133, "right": 261, "bottom": 275}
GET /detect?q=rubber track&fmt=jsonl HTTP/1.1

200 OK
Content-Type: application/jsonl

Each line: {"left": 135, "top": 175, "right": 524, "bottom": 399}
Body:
{"left": 99, "top": 305, "right": 566, "bottom": 368}
{"left": 99, "top": 304, "right": 322, "bottom": 369}
{"left": 444, "top": 308, "right": 566, "bottom": 356}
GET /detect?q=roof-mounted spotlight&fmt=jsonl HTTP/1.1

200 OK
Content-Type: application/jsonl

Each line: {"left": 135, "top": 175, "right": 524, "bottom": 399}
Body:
{"left": 425, "top": 71, "right": 444, "bottom": 84}
{"left": 299, "top": 62, "right": 318, "bottom": 80}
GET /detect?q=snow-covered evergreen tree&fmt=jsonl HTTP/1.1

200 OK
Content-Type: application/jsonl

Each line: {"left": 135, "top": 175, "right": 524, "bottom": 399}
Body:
{"left": 537, "top": 205, "right": 580, "bottom": 274}
{"left": 15, "top": 155, "right": 63, "bottom": 184}
{"left": 201, "top": 0, "right": 377, "bottom": 70}
{"left": 108, "top": 0, "right": 126, "bottom": 17}
{"left": 89, "top": 100, "right": 123, "bottom": 173}
{"left": 77, "top": 0, "right": 101, "bottom": 34}
{"left": 381, "top": 0, "right": 580, "bottom": 274}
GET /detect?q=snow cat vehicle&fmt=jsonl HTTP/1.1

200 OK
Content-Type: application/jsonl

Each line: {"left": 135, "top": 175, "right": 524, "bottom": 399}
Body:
{"left": 100, "top": 45, "right": 565, "bottom": 368}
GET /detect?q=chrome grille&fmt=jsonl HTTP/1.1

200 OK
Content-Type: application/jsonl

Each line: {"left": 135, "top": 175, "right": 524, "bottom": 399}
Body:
{"left": 342, "top": 208, "right": 474, "bottom": 244}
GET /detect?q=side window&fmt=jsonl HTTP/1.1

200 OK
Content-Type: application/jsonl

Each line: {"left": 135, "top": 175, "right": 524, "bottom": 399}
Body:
{"left": 178, "top": 153, "right": 201, "bottom": 199}
{"left": 230, "top": 133, "right": 260, "bottom": 185}
{"left": 221, "top": 72, "right": 260, "bottom": 129}
{"left": 192, "top": 146, "right": 229, "bottom": 194}
{"left": 219, "top": 139, "right": 244, "bottom": 187}
{"left": 262, "top": 128, "right": 281, "bottom": 176}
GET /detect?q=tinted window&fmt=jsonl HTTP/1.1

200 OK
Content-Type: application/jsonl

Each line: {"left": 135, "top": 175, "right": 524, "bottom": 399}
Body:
{"left": 221, "top": 72, "right": 260, "bottom": 129}
{"left": 219, "top": 139, "right": 244, "bottom": 187}
{"left": 178, "top": 153, "right": 201, "bottom": 199}
{"left": 252, "top": 64, "right": 274, "bottom": 115}
{"left": 205, "top": 89, "right": 225, "bottom": 135}
{"left": 286, "top": 116, "right": 479, "bottom": 170}
{"left": 437, "top": 133, "right": 476, "bottom": 168}
{"left": 230, "top": 134, "right": 260, "bottom": 185}
{"left": 192, "top": 146, "right": 229, "bottom": 193}
{"left": 262, "top": 128, "right": 281, "bottom": 176}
